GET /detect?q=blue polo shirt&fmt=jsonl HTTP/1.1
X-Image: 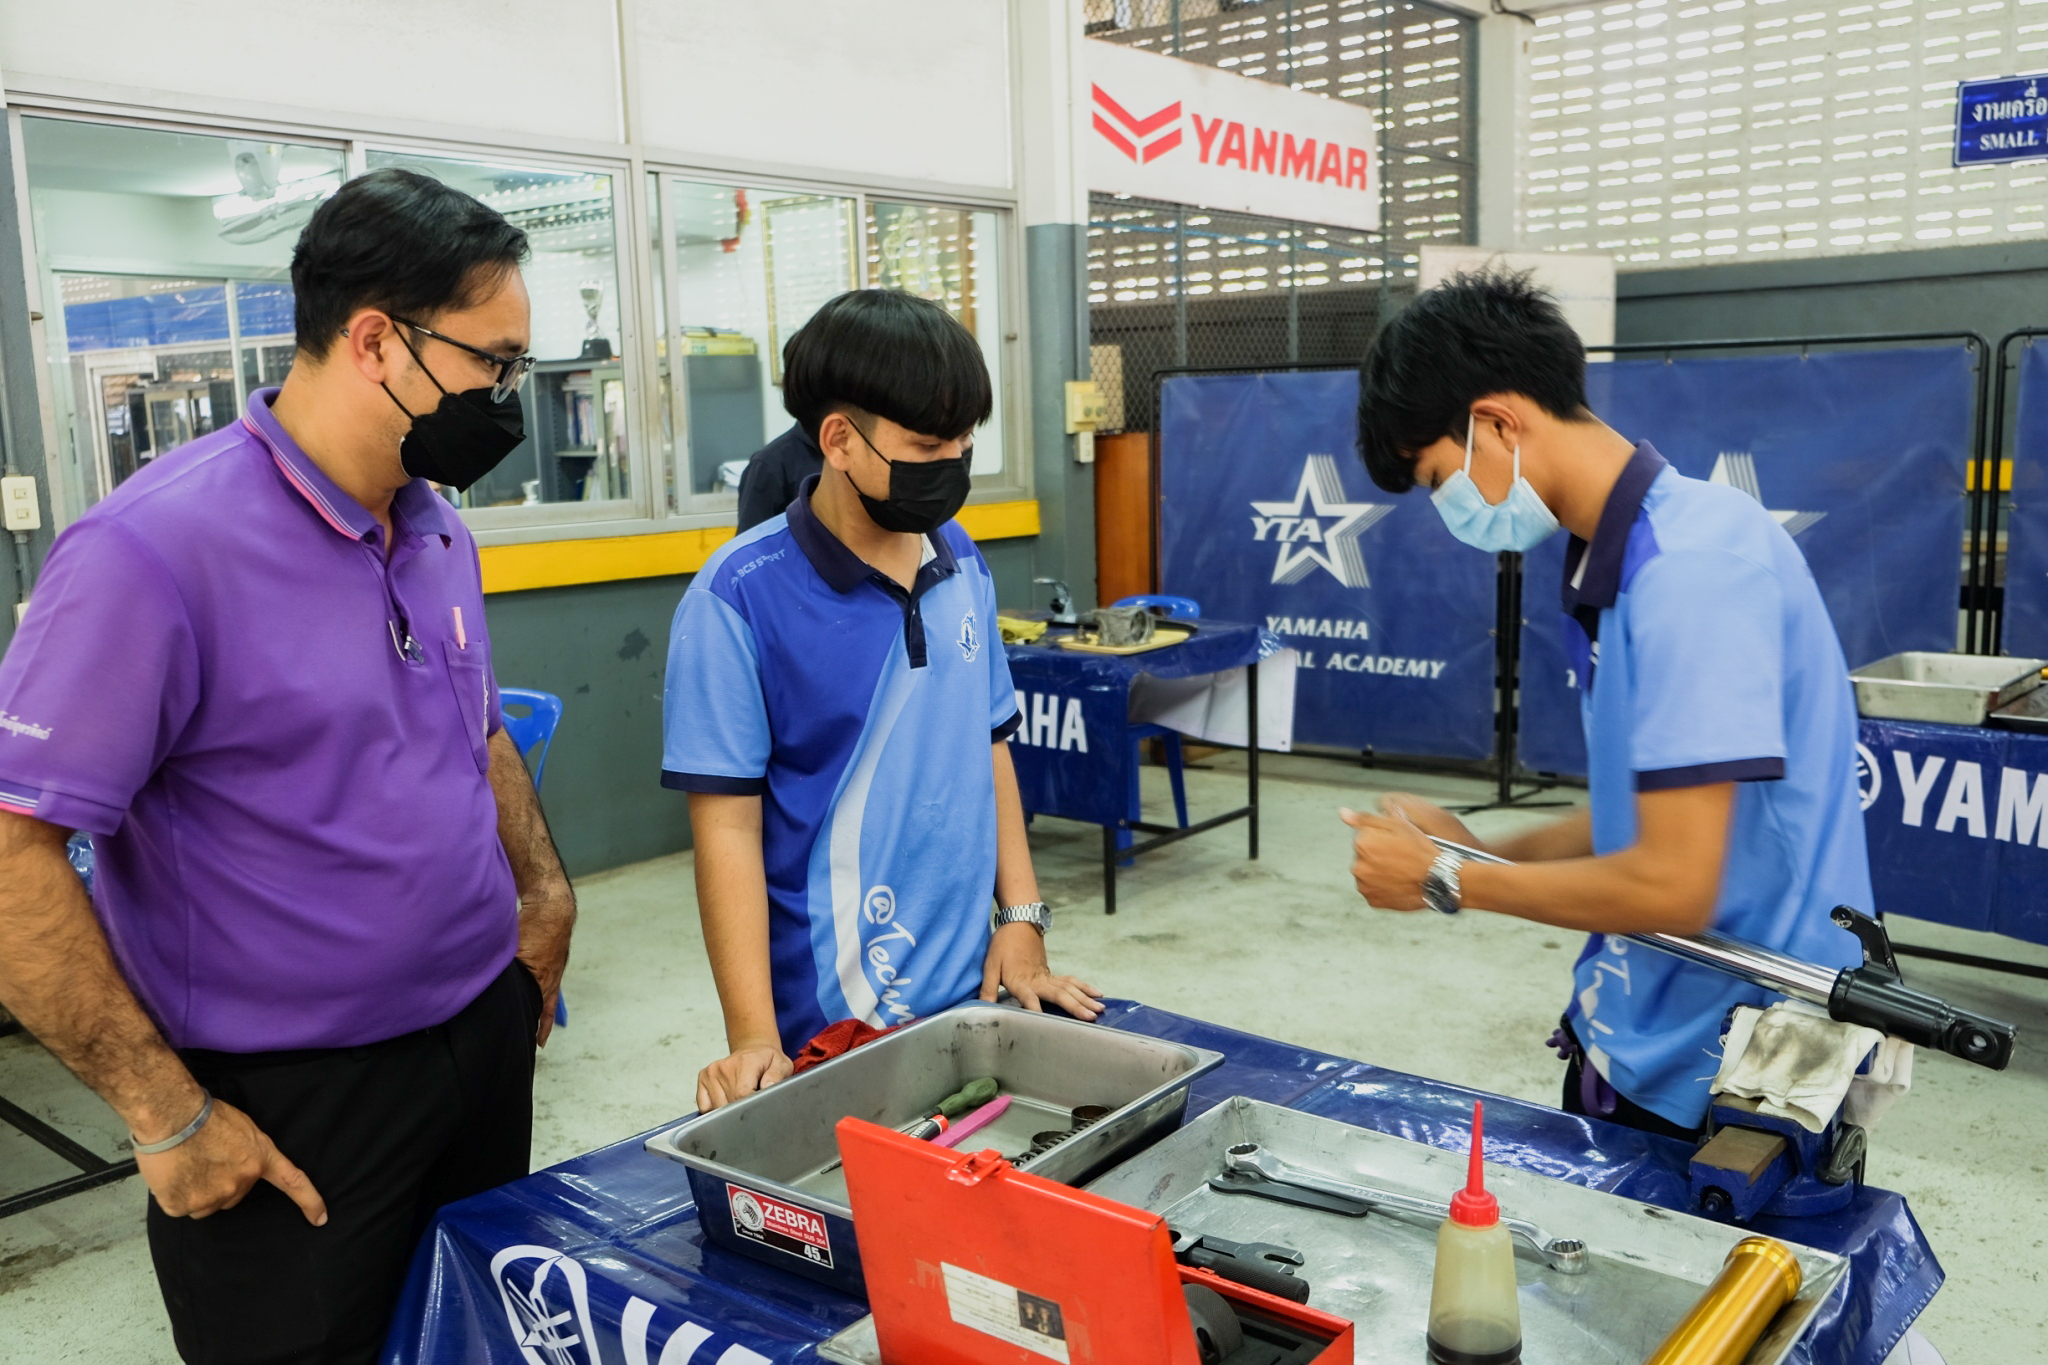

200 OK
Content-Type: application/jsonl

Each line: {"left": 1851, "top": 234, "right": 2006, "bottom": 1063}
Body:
{"left": 1561, "top": 443, "right": 1867, "bottom": 1128}
{"left": 661, "top": 478, "right": 1020, "bottom": 1054}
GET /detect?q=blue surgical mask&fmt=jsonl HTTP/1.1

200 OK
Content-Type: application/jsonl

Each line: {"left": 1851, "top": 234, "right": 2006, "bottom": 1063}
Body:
{"left": 1430, "top": 421, "right": 1560, "bottom": 553}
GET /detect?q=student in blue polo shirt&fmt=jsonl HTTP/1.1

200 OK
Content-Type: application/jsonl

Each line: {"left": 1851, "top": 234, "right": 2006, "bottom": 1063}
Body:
{"left": 663, "top": 290, "right": 1103, "bottom": 1110}
{"left": 1341, "top": 271, "right": 1865, "bottom": 1139}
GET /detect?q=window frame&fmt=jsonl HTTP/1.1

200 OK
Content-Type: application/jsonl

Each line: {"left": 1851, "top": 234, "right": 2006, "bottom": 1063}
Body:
{"left": 8, "top": 101, "right": 1035, "bottom": 549}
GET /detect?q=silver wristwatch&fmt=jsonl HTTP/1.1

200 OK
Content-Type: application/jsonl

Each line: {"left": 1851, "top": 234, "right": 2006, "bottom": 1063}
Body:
{"left": 993, "top": 901, "right": 1053, "bottom": 935}
{"left": 1422, "top": 850, "right": 1465, "bottom": 916}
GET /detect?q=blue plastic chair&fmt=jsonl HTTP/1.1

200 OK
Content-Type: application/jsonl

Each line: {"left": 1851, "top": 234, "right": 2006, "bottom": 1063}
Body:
{"left": 1109, "top": 597, "right": 1196, "bottom": 860}
{"left": 498, "top": 688, "right": 563, "bottom": 789}
{"left": 499, "top": 688, "right": 568, "bottom": 1027}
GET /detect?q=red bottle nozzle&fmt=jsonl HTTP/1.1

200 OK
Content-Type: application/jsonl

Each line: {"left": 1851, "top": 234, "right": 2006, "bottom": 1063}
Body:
{"left": 1448, "top": 1099, "right": 1500, "bottom": 1227}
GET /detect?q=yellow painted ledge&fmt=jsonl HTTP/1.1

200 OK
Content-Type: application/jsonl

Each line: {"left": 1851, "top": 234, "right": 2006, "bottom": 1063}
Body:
{"left": 480, "top": 499, "right": 1041, "bottom": 594}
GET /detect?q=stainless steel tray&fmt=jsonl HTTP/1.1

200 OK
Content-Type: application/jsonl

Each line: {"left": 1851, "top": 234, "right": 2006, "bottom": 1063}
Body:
{"left": 645, "top": 1005, "right": 1222, "bottom": 1295}
{"left": 1090, "top": 1097, "right": 1844, "bottom": 1365}
{"left": 1850, "top": 650, "right": 2046, "bottom": 725}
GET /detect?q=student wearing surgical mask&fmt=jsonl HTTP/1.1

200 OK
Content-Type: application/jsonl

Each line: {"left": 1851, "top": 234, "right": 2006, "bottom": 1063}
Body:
{"left": 662, "top": 290, "right": 1103, "bottom": 1111}
{"left": 1339, "top": 270, "right": 1866, "bottom": 1141}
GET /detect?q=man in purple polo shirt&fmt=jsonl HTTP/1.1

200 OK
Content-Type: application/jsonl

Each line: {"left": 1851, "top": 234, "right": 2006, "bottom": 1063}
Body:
{"left": 0, "top": 169, "right": 576, "bottom": 1363}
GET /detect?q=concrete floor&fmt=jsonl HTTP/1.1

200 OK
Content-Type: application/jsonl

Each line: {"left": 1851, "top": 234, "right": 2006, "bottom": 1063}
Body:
{"left": 2, "top": 754, "right": 2044, "bottom": 1360}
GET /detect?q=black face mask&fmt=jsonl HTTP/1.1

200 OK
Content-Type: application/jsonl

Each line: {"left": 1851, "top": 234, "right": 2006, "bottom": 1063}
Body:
{"left": 384, "top": 342, "right": 526, "bottom": 492}
{"left": 848, "top": 424, "right": 973, "bottom": 534}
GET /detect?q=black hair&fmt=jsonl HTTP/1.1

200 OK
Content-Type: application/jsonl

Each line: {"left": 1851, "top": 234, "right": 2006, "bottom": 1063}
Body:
{"left": 1355, "top": 268, "right": 1593, "bottom": 493}
{"left": 782, "top": 289, "right": 993, "bottom": 442}
{"left": 290, "top": 168, "right": 530, "bottom": 358}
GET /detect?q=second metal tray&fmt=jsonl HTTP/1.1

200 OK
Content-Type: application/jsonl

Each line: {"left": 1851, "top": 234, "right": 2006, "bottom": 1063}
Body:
{"left": 1850, "top": 650, "right": 2046, "bottom": 725}
{"left": 1082, "top": 1097, "right": 1847, "bottom": 1365}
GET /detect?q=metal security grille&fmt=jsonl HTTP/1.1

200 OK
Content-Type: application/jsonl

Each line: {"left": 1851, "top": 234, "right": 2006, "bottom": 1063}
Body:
{"left": 1087, "top": 193, "right": 1389, "bottom": 429}
{"left": 1083, "top": 0, "right": 1476, "bottom": 428}
{"left": 1520, "top": 0, "right": 2048, "bottom": 265}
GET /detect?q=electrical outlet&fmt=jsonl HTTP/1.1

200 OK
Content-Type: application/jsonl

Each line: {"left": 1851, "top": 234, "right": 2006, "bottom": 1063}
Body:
{"left": 1063, "top": 380, "right": 1107, "bottom": 435}
{"left": 1, "top": 476, "right": 40, "bottom": 532}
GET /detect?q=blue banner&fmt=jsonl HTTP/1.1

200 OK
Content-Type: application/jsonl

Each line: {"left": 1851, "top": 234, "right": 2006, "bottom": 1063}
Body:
{"left": 1520, "top": 347, "right": 1975, "bottom": 776}
{"left": 2000, "top": 340, "right": 2048, "bottom": 659}
{"left": 1859, "top": 718, "right": 2048, "bottom": 946}
{"left": 1953, "top": 73, "right": 2048, "bottom": 167}
{"left": 1159, "top": 371, "right": 1497, "bottom": 759}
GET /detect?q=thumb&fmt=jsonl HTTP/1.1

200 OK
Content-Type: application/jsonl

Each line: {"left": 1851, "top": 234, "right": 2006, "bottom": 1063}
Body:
{"left": 978, "top": 955, "right": 1002, "bottom": 1002}
{"left": 260, "top": 1137, "right": 328, "bottom": 1227}
{"left": 1337, "top": 806, "right": 1370, "bottom": 828}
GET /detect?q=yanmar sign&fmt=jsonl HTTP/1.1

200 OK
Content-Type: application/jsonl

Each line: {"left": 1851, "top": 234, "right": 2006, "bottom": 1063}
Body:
{"left": 1086, "top": 40, "right": 1380, "bottom": 233}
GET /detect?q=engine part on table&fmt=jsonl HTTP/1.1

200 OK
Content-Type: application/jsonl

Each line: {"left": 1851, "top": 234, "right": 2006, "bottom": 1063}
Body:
{"left": 1426, "top": 837, "right": 2016, "bottom": 1071}
{"left": 1171, "top": 1227, "right": 1311, "bottom": 1304}
{"left": 1072, "top": 1103, "right": 1111, "bottom": 1124}
{"left": 1209, "top": 1167, "right": 1372, "bottom": 1217}
{"left": 1184, "top": 1283, "right": 1245, "bottom": 1364}
{"left": 1079, "top": 605, "right": 1156, "bottom": 647}
{"left": 1222, "top": 1143, "right": 1590, "bottom": 1275}
{"left": 1644, "top": 1236, "right": 1803, "bottom": 1365}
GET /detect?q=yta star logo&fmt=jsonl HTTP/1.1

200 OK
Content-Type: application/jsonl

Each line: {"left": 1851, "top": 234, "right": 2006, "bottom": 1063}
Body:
{"left": 1709, "top": 451, "right": 1825, "bottom": 538}
{"left": 1248, "top": 454, "right": 1393, "bottom": 588}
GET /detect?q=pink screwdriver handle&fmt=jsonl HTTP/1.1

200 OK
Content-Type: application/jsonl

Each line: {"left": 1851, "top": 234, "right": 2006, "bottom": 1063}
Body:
{"left": 930, "top": 1095, "right": 1012, "bottom": 1149}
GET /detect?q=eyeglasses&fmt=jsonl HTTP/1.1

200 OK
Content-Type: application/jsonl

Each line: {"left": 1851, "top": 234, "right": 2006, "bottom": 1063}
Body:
{"left": 390, "top": 316, "right": 535, "bottom": 403}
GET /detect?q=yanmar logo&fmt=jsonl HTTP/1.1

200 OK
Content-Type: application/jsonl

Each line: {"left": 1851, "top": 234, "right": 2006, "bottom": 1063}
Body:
{"left": 1089, "top": 85, "right": 1372, "bottom": 191}
{"left": 1092, "top": 86, "right": 1183, "bottom": 163}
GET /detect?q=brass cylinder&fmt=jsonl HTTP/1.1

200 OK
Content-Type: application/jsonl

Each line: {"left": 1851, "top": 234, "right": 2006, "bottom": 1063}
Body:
{"left": 1643, "top": 1236, "right": 1803, "bottom": 1365}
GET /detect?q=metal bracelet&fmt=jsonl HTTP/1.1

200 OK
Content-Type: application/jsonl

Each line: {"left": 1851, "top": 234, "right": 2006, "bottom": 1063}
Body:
{"left": 131, "top": 1090, "right": 213, "bottom": 1155}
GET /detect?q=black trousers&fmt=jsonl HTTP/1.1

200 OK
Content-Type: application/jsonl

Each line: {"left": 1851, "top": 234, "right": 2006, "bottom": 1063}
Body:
{"left": 149, "top": 959, "right": 542, "bottom": 1365}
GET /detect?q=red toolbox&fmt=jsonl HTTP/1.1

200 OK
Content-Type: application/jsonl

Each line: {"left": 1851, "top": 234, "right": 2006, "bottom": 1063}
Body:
{"left": 836, "top": 1115, "right": 1353, "bottom": 1364}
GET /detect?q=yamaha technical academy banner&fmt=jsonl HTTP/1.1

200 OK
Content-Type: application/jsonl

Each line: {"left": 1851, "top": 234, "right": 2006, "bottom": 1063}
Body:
{"left": 1159, "top": 371, "right": 1496, "bottom": 759}
{"left": 1999, "top": 341, "right": 2048, "bottom": 658}
{"left": 1519, "top": 346, "right": 1975, "bottom": 775}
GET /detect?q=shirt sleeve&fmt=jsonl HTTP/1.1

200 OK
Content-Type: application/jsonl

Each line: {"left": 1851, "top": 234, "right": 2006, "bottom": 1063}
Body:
{"left": 0, "top": 519, "right": 199, "bottom": 834}
{"left": 977, "top": 554, "right": 1021, "bottom": 741}
{"left": 1622, "top": 547, "right": 1787, "bottom": 790}
{"left": 661, "top": 584, "right": 771, "bottom": 794}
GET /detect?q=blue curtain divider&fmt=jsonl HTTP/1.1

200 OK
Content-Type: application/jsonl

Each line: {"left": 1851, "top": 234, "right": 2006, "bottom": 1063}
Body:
{"left": 1158, "top": 370, "right": 1498, "bottom": 760}
{"left": 1999, "top": 340, "right": 2048, "bottom": 659}
{"left": 1520, "top": 345, "right": 1977, "bottom": 776}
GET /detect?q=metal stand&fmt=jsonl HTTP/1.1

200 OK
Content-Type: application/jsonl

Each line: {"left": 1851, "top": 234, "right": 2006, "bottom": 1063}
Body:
{"left": 1102, "top": 661, "right": 1259, "bottom": 914}
{"left": 1458, "top": 550, "right": 1571, "bottom": 815}
{"left": 0, "top": 1018, "right": 137, "bottom": 1219}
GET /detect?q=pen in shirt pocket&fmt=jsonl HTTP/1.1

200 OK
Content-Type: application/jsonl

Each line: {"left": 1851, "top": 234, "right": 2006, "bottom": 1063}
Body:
{"left": 453, "top": 606, "right": 468, "bottom": 651}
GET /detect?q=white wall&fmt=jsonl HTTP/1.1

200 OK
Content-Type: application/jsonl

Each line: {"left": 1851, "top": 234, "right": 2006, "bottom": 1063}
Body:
{"left": 0, "top": 0, "right": 1013, "bottom": 194}
{"left": 634, "top": 1, "right": 1013, "bottom": 192}
{"left": 0, "top": 0, "right": 625, "bottom": 146}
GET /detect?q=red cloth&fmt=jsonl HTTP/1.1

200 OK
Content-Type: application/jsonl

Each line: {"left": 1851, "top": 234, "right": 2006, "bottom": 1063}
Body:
{"left": 791, "top": 1018, "right": 896, "bottom": 1073}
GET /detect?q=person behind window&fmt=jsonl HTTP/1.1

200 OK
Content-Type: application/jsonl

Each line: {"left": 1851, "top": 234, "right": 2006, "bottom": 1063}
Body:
{"left": 0, "top": 169, "right": 577, "bottom": 1364}
{"left": 1340, "top": 269, "right": 1864, "bottom": 1142}
{"left": 662, "top": 289, "right": 1102, "bottom": 1110}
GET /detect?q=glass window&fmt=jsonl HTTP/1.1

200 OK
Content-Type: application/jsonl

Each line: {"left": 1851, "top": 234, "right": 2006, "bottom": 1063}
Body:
{"left": 21, "top": 118, "right": 344, "bottom": 507}
{"left": 656, "top": 178, "right": 858, "bottom": 513}
{"left": 865, "top": 201, "right": 1009, "bottom": 483}
{"left": 368, "top": 150, "right": 631, "bottom": 512}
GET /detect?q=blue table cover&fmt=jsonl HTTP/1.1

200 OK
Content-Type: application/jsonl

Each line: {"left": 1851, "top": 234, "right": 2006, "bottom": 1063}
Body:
{"left": 381, "top": 1003, "right": 1940, "bottom": 1365}
{"left": 1004, "top": 620, "right": 1279, "bottom": 828}
{"left": 1859, "top": 716, "right": 2048, "bottom": 947}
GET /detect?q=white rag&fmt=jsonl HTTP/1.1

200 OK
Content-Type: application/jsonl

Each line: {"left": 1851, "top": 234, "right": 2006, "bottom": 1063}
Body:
{"left": 1712, "top": 1000, "right": 1912, "bottom": 1134}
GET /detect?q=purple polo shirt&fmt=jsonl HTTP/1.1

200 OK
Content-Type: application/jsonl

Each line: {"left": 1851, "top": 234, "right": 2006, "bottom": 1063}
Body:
{"left": 0, "top": 388, "right": 517, "bottom": 1052}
